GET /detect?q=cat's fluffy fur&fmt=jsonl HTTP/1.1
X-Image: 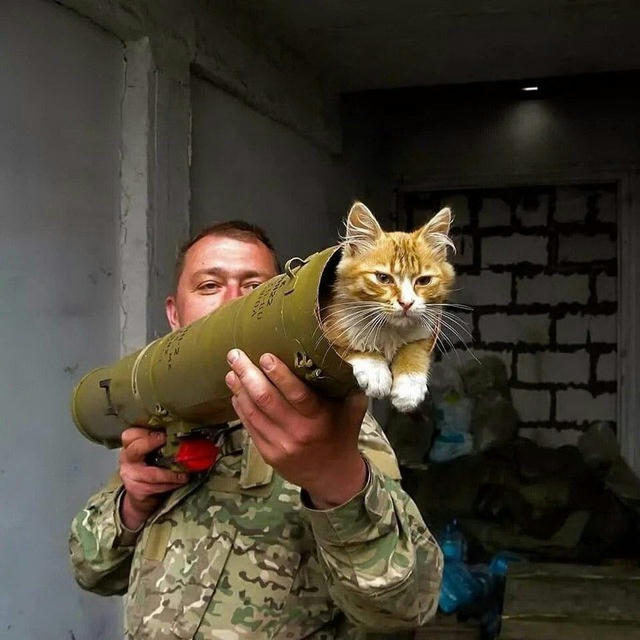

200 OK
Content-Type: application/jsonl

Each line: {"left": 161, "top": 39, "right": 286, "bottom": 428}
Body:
{"left": 322, "top": 202, "right": 455, "bottom": 412}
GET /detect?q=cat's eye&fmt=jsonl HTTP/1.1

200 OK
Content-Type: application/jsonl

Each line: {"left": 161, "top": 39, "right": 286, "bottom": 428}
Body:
{"left": 375, "top": 272, "right": 393, "bottom": 284}
{"left": 416, "top": 275, "right": 433, "bottom": 286}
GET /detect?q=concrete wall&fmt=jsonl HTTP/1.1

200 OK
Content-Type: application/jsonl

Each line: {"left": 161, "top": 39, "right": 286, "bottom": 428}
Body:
{"left": 0, "top": 0, "right": 123, "bottom": 637}
{"left": 354, "top": 79, "right": 640, "bottom": 460}
{"left": 410, "top": 184, "right": 618, "bottom": 449}
{"left": 55, "top": 0, "right": 353, "bottom": 335}
{"left": 191, "top": 76, "right": 368, "bottom": 262}
{"left": 0, "top": 1, "right": 371, "bottom": 637}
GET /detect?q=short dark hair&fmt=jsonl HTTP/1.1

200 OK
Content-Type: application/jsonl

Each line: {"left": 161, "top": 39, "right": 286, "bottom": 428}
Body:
{"left": 175, "top": 220, "right": 280, "bottom": 286}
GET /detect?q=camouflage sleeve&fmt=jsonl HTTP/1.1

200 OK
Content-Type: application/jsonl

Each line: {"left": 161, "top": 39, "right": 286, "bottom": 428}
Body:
{"left": 302, "top": 414, "right": 443, "bottom": 631}
{"left": 68, "top": 475, "right": 135, "bottom": 596}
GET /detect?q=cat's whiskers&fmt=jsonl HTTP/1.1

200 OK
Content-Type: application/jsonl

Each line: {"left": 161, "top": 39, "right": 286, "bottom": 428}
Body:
{"left": 322, "top": 299, "right": 382, "bottom": 313}
{"left": 420, "top": 311, "right": 479, "bottom": 362}
{"left": 318, "top": 300, "right": 382, "bottom": 329}
{"left": 317, "top": 304, "right": 387, "bottom": 365}
{"left": 419, "top": 315, "right": 447, "bottom": 352}
{"left": 315, "top": 305, "right": 382, "bottom": 350}
{"left": 320, "top": 303, "right": 381, "bottom": 326}
{"left": 344, "top": 315, "right": 383, "bottom": 353}
{"left": 371, "top": 313, "right": 391, "bottom": 352}
{"left": 427, "top": 309, "right": 473, "bottom": 340}
{"left": 433, "top": 323, "right": 481, "bottom": 364}
{"left": 422, "top": 307, "right": 473, "bottom": 339}
{"left": 317, "top": 316, "right": 379, "bottom": 357}
{"left": 343, "top": 312, "right": 389, "bottom": 354}
{"left": 314, "top": 302, "right": 381, "bottom": 344}
{"left": 421, "top": 316, "right": 456, "bottom": 356}
{"left": 322, "top": 306, "right": 380, "bottom": 326}
{"left": 437, "top": 323, "right": 459, "bottom": 353}
{"left": 361, "top": 313, "right": 389, "bottom": 352}
{"left": 424, "top": 302, "right": 473, "bottom": 312}
{"left": 357, "top": 318, "right": 387, "bottom": 354}
{"left": 422, "top": 313, "right": 465, "bottom": 349}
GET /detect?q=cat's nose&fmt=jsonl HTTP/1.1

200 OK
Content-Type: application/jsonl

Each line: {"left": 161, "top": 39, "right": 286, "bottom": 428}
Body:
{"left": 399, "top": 301, "right": 414, "bottom": 313}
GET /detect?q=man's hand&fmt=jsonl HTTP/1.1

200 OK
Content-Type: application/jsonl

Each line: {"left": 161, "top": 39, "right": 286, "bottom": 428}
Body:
{"left": 118, "top": 428, "right": 189, "bottom": 530}
{"left": 225, "top": 349, "right": 368, "bottom": 510}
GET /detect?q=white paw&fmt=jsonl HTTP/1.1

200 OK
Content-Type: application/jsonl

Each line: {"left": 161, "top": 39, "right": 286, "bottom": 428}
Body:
{"left": 349, "top": 357, "right": 392, "bottom": 398}
{"left": 391, "top": 374, "right": 428, "bottom": 412}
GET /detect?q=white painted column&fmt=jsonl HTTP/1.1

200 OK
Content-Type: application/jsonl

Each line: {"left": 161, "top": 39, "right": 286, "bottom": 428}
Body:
{"left": 147, "top": 60, "right": 191, "bottom": 339}
{"left": 118, "top": 38, "right": 191, "bottom": 350}
{"left": 119, "top": 38, "right": 151, "bottom": 354}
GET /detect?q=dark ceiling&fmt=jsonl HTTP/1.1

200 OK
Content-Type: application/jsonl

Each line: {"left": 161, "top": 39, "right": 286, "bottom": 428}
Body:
{"left": 234, "top": 0, "right": 640, "bottom": 91}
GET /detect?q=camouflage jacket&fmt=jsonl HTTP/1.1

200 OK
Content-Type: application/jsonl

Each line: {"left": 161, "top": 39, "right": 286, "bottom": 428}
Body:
{"left": 69, "top": 413, "right": 442, "bottom": 639}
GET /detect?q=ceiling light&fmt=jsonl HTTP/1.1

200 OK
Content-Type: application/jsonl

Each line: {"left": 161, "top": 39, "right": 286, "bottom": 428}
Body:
{"left": 522, "top": 86, "right": 539, "bottom": 92}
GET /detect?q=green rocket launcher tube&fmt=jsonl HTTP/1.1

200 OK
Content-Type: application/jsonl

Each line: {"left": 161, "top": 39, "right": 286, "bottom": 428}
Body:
{"left": 71, "top": 247, "right": 357, "bottom": 471}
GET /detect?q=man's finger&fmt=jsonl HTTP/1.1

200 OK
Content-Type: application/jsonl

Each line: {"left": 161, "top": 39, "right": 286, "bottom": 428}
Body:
{"left": 121, "top": 427, "right": 162, "bottom": 448}
{"left": 125, "top": 463, "right": 188, "bottom": 486}
{"left": 258, "top": 353, "right": 321, "bottom": 418}
{"left": 227, "top": 379, "right": 278, "bottom": 446}
{"left": 230, "top": 396, "right": 281, "bottom": 467}
{"left": 227, "top": 349, "right": 266, "bottom": 387}
{"left": 121, "top": 430, "right": 165, "bottom": 462}
{"left": 226, "top": 349, "right": 287, "bottom": 421}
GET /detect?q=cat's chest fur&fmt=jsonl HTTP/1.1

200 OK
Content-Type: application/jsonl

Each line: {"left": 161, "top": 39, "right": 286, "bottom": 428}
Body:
{"left": 344, "top": 319, "right": 428, "bottom": 362}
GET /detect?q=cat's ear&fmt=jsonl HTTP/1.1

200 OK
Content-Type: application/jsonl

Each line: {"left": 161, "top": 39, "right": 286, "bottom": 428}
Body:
{"left": 417, "top": 207, "right": 455, "bottom": 258}
{"left": 343, "top": 202, "right": 382, "bottom": 255}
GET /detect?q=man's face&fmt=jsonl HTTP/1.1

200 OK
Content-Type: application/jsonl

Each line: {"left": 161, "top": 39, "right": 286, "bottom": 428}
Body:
{"left": 165, "top": 234, "right": 278, "bottom": 330}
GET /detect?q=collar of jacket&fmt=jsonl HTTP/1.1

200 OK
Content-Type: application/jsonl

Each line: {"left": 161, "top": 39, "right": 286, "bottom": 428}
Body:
{"left": 151, "top": 423, "right": 274, "bottom": 522}
{"left": 239, "top": 431, "right": 274, "bottom": 488}
{"left": 222, "top": 420, "right": 273, "bottom": 488}
{"left": 201, "top": 419, "right": 273, "bottom": 489}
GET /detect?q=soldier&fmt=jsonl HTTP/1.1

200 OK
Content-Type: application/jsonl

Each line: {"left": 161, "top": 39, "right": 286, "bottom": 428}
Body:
{"left": 69, "top": 221, "right": 443, "bottom": 639}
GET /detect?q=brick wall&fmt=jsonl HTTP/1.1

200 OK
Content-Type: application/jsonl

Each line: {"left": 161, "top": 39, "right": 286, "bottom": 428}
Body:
{"left": 406, "top": 184, "right": 617, "bottom": 447}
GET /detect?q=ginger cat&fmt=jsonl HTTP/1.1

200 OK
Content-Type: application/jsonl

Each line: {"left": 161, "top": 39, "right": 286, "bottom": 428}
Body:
{"left": 323, "top": 202, "right": 456, "bottom": 412}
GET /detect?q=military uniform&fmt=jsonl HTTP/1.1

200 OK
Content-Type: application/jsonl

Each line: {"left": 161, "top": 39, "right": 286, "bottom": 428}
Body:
{"left": 69, "top": 414, "right": 443, "bottom": 639}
